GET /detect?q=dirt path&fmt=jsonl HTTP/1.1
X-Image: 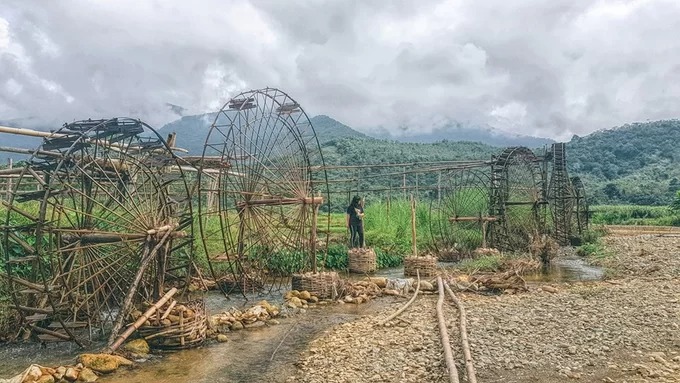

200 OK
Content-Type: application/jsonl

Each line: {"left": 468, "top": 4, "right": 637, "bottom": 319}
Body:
{"left": 286, "top": 235, "right": 680, "bottom": 382}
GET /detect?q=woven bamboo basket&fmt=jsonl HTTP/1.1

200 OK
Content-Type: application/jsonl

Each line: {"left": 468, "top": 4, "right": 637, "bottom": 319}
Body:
{"left": 217, "top": 274, "right": 263, "bottom": 293}
{"left": 348, "top": 248, "right": 377, "bottom": 273}
{"left": 136, "top": 299, "right": 208, "bottom": 350}
{"left": 291, "top": 271, "right": 340, "bottom": 299}
{"left": 404, "top": 256, "right": 438, "bottom": 277}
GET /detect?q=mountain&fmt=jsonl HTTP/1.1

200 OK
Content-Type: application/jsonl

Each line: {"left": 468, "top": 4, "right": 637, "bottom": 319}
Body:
{"left": 162, "top": 114, "right": 368, "bottom": 155}
{"left": 567, "top": 120, "right": 680, "bottom": 205}
{"left": 369, "top": 121, "right": 554, "bottom": 148}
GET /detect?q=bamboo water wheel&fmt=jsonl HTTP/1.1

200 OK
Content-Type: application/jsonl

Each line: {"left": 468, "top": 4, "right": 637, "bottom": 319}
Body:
{"left": 1, "top": 118, "right": 194, "bottom": 345}
{"left": 430, "top": 166, "right": 493, "bottom": 258}
{"left": 197, "top": 88, "right": 329, "bottom": 294}
{"left": 570, "top": 176, "right": 589, "bottom": 237}
{"left": 489, "top": 147, "right": 544, "bottom": 252}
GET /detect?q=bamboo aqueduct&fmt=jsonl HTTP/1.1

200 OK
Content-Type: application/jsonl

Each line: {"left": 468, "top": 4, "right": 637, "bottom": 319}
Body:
{"left": 0, "top": 87, "right": 589, "bottom": 347}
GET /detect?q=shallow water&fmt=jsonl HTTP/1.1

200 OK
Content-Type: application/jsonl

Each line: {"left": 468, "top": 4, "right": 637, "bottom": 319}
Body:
{"left": 523, "top": 256, "right": 604, "bottom": 282}
{"left": 101, "top": 300, "right": 387, "bottom": 383}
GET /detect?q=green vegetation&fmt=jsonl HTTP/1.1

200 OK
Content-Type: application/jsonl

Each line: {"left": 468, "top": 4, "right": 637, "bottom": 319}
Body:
{"left": 457, "top": 254, "right": 503, "bottom": 273}
{"left": 590, "top": 205, "right": 680, "bottom": 226}
{"left": 569, "top": 120, "right": 680, "bottom": 206}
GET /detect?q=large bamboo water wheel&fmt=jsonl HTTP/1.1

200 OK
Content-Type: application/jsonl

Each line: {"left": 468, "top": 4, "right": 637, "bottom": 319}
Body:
{"left": 489, "top": 147, "right": 545, "bottom": 252}
{"left": 1, "top": 118, "right": 193, "bottom": 345}
{"left": 197, "top": 88, "right": 329, "bottom": 294}
{"left": 430, "top": 166, "right": 493, "bottom": 258}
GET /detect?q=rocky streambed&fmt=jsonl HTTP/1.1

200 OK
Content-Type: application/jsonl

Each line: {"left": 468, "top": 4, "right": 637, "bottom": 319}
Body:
{"left": 286, "top": 235, "right": 680, "bottom": 383}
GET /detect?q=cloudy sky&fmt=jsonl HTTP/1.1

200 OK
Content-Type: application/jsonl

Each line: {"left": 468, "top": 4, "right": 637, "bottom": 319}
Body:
{"left": 1, "top": 0, "right": 679, "bottom": 140}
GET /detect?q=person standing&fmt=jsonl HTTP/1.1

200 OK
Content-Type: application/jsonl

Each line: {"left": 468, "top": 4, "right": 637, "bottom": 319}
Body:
{"left": 346, "top": 195, "right": 365, "bottom": 248}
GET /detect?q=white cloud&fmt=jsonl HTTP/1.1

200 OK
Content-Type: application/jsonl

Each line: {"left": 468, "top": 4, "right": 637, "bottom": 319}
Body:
{"left": 1, "top": 0, "right": 680, "bottom": 139}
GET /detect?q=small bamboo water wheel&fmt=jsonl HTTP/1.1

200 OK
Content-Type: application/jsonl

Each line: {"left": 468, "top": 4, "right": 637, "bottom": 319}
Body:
{"left": 1, "top": 118, "right": 194, "bottom": 345}
{"left": 488, "top": 147, "right": 545, "bottom": 252}
{"left": 197, "top": 88, "right": 330, "bottom": 294}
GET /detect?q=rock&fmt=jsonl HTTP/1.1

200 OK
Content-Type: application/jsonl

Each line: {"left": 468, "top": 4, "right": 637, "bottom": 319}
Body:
{"left": 64, "top": 367, "right": 79, "bottom": 381}
{"left": 258, "top": 300, "right": 279, "bottom": 316}
{"left": 267, "top": 319, "right": 280, "bottom": 325}
{"left": 288, "top": 297, "right": 304, "bottom": 308}
{"left": 290, "top": 290, "right": 301, "bottom": 298}
{"left": 216, "top": 334, "right": 229, "bottom": 342}
{"left": 39, "top": 367, "right": 56, "bottom": 377}
{"left": 383, "top": 289, "right": 400, "bottom": 296}
{"left": 308, "top": 296, "right": 319, "bottom": 304}
{"left": 22, "top": 365, "right": 43, "bottom": 382}
{"left": 299, "top": 291, "right": 312, "bottom": 300}
{"left": 541, "top": 285, "right": 559, "bottom": 293}
{"left": 122, "top": 339, "right": 150, "bottom": 356}
{"left": 36, "top": 375, "right": 55, "bottom": 383}
{"left": 231, "top": 321, "right": 244, "bottom": 330}
{"left": 418, "top": 280, "right": 435, "bottom": 291}
{"left": 78, "top": 354, "right": 133, "bottom": 373}
{"left": 54, "top": 367, "right": 66, "bottom": 380}
{"left": 76, "top": 367, "right": 97, "bottom": 382}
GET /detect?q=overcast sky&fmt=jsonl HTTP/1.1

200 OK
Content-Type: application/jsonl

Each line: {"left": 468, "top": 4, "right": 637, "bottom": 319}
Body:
{"left": 1, "top": 0, "right": 679, "bottom": 140}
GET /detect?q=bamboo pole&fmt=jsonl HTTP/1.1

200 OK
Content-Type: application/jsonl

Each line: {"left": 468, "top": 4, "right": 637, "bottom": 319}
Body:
{"left": 444, "top": 281, "right": 478, "bottom": 383}
{"left": 436, "top": 276, "right": 460, "bottom": 383}
{"left": 105, "top": 287, "right": 178, "bottom": 353}
{"left": 410, "top": 194, "right": 417, "bottom": 257}
{"left": 379, "top": 270, "right": 420, "bottom": 326}
{"left": 107, "top": 228, "right": 175, "bottom": 345}
{"left": 6, "top": 158, "right": 12, "bottom": 201}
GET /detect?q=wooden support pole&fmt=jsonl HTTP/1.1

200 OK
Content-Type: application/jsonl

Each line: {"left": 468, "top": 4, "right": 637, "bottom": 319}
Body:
{"left": 436, "top": 276, "right": 461, "bottom": 383}
{"left": 105, "top": 287, "right": 178, "bottom": 353}
{"left": 410, "top": 194, "right": 417, "bottom": 257}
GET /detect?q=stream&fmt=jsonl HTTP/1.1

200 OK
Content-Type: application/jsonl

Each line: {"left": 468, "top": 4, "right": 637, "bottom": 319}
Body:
{"left": 0, "top": 255, "right": 603, "bottom": 381}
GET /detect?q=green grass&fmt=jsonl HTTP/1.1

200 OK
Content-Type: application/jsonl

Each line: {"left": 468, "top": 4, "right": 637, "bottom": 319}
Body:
{"left": 591, "top": 205, "right": 680, "bottom": 226}
{"left": 456, "top": 254, "right": 502, "bottom": 272}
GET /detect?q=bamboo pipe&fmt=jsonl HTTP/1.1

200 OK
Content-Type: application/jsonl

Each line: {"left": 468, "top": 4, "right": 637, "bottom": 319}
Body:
{"left": 379, "top": 270, "right": 420, "bottom": 326}
{"left": 436, "top": 276, "right": 461, "bottom": 383}
{"left": 444, "top": 281, "right": 478, "bottom": 383}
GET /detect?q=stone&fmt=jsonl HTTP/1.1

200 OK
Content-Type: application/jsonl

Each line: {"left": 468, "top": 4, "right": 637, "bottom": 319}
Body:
{"left": 36, "top": 375, "right": 55, "bottom": 383}
{"left": 258, "top": 300, "right": 279, "bottom": 316}
{"left": 23, "top": 365, "right": 43, "bottom": 382}
{"left": 78, "top": 354, "right": 133, "bottom": 374}
{"left": 267, "top": 319, "right": 280, "bottom": 325}
{"left": 288, "top": 297, "right": 304, "bottom": 308}
{"left": 122, "top": 339, "right": 150, "bottom": 356}
{"left": 299, "top": 290, "right": 312, "bottom": 300}
{"left": 216, "top": 334, "right": 229, "bottom": 342}
{"left": 418, "top": 280, "right": 435, "bottom": 291}
{"left": 54, "top": 367, "right": 66, "bottom": 380}
{"left": 367, "top": 277, "right": 387, "bottom": 288}
{"left": 231, "top": 321, "right": 244, "bottom": 330}
{"left": 64, "top": 367, "right": 79, "bottom": 381}
{"left": 383, "top": 289, "right": 400, "bottom": 296}
{"left": 542, "top": 286, "right": 559, "bottom": 293}
{"left": 76, "top": 368, "right": 97, "bottom": 382}
{"left": 308, "top": 296, "right": 319, "bottom": 304}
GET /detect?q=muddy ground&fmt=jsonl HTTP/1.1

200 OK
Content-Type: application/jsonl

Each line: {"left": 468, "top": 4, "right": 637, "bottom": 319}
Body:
{"left": 287, "top": 235, "right": 680, "bottom": 383}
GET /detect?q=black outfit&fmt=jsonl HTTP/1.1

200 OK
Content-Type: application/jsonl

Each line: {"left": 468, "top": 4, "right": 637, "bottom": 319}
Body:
{"left": 347, "top": 205, "right": 364, "bottom": 248}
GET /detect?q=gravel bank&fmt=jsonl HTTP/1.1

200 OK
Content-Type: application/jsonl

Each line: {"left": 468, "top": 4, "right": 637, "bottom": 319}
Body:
{"left": 287, "top": 235, "right": 680, "bottom": 382}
